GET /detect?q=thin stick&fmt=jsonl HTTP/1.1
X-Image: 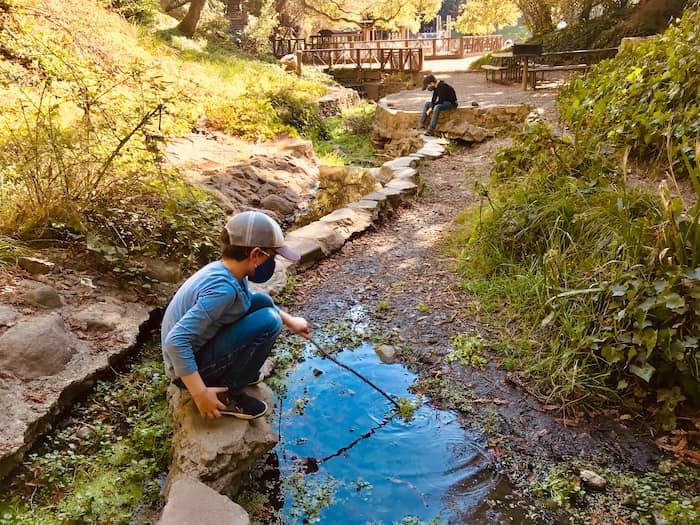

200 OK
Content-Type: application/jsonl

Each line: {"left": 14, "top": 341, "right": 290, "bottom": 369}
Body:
{"left": 307, "top": 336, "right": 401, "bottom": 410}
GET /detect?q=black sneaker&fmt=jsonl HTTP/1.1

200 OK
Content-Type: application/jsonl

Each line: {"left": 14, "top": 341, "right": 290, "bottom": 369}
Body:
{"left": 424, "top": 129, "right": 435, "bottom": 136}
{"left": 220, "top": 392, "right": 268, "bottom": 420}
{"left": 246, "top": 371, "right": 264, "bottom": 386}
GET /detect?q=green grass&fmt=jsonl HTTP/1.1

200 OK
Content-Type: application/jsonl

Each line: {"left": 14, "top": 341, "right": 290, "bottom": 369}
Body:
{"left": 0, "top": 0, "right": 334, "bottom": 257}
{"left": 310, "top": 101, "right": 378, "bottom": 166}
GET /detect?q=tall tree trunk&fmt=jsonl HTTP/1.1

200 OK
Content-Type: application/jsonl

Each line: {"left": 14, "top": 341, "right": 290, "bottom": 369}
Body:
{"left": 177, "top": 0, "right": 206, "bottom": 37}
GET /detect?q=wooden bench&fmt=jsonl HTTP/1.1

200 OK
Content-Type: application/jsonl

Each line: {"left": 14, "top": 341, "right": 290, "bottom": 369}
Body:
{"left": 526, "top": 63, "right": 589, "bottom": 89}
{"left": 481, "top": 64, "right": 507, "bottom": 82}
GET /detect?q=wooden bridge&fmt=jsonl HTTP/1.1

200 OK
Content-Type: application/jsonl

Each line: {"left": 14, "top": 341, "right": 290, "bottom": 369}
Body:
{"left": 273, "top": 35, "right": 503, "bottom": 61}
{"left": 299, "top": 47, "right": 423, "bottom": 73}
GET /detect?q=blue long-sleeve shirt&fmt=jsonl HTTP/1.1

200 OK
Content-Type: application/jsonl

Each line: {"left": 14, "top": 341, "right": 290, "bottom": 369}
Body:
{"left": 161, "top": 261, "right": 254, "bottom": 379}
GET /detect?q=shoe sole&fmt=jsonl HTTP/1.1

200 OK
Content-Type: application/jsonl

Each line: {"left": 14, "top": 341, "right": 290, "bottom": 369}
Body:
{"left": 220, "top": 400, "right": 268, "bottom": 420}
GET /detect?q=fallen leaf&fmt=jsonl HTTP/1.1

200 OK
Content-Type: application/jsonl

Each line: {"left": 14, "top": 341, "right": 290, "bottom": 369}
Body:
{"left": 555, "top": 417, "right": 580, "bottom": 427}
{"left": 656, "top": 435, "right": 688, "bottom": 454}
{"left": 472, "top": 398, "right": 510, "bottom": 405}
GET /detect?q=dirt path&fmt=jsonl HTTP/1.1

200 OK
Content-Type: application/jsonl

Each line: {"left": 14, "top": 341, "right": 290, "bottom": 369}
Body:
{"left": 288, "top": 138, "right": 661, "bottom": 516}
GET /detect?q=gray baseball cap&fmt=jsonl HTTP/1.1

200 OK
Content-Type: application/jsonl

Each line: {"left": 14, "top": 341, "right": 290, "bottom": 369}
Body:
{"left": 224, "top": 210, "right": 300, "bottom": 261}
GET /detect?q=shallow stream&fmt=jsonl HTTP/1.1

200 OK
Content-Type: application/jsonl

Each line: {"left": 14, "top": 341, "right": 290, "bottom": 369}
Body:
{"left": 273, "top": 342, "right": 547, "bottom": 524}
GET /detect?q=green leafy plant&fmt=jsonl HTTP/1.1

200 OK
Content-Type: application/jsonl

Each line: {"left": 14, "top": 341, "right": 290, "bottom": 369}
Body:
{"left": 451, "top": 103, "right": 699, "bottom": 424}
{"left": 558, "top": 9, "right": 700, "bottom": 174}
{"left": 446, "top": 334, "right": 488, "bottom": 368}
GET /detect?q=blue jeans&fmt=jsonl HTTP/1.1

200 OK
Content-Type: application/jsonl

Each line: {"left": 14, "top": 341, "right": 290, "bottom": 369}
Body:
{"left": 174, "top": 293, "right": 282, "bottom": 394}
{"left": 419, "top": 101, "right": 457, "bottom": 130}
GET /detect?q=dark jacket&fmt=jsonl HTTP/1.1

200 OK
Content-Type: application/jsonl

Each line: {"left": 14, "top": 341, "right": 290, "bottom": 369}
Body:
{"left": 431, "top": 80, "right": 458, "bottom": 107}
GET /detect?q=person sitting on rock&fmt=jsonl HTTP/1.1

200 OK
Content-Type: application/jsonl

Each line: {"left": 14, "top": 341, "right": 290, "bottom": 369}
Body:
{"left": 161, "top": 210, "right": 309, "bottom": 420}
{"left": 418, "top": 74, "right": 458, "bottom": 136}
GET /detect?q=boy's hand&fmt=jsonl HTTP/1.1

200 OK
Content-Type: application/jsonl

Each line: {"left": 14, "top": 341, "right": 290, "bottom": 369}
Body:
{"left": 286, "top": 315, "right": 310, "bottom": 339}
{"left": 191, "top": 386, "right": 228, "bottom": 419}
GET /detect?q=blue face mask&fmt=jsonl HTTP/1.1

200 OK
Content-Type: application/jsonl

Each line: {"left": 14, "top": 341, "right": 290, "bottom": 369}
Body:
{"left": 250, "top": 255, "right": 276, "bottom": 283}
{"left": 427, "top": 86, "right": 435, "bottom": 92}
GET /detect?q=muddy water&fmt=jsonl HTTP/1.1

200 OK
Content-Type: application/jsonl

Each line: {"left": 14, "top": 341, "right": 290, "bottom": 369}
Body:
{"left": 275, "top": 343, "right": 548, "bottom": 524}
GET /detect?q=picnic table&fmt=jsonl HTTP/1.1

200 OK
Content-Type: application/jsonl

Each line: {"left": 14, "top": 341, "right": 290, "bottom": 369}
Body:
{"left": 483, "top": 45, "right": 541, "bottom": 89}
{"left": 526, "top": 48, "right": 617, "bottom": 89}
{"left": 483, "top": 46, "right": 618, "bottom": 90}
{"left": 483, "top": 51, "right": 520, "bottom": 83}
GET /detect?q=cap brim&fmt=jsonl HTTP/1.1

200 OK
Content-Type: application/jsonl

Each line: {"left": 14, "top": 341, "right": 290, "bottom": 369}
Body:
{"left": 276, "top": 244, "right": 301, "bottom": 262}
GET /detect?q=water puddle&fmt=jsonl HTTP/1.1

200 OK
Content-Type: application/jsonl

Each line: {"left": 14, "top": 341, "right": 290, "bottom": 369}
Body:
{"left": 273, "top": 343, "right": 547, "bottom": 524}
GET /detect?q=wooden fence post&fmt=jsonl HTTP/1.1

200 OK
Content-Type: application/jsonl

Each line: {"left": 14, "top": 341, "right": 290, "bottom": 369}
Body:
{"left": 296, "top": 50, "right": 302, "bottom": 77}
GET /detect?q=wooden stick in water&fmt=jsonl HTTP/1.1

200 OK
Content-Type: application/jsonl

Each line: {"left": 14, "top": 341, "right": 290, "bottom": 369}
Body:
{"left": 306, "top": 336, "right": 401, "bottom": 410}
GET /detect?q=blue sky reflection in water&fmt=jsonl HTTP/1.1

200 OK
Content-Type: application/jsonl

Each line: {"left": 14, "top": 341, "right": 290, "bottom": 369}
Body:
{"left": 276, "top": 343, "right": 497, "bottom": 524}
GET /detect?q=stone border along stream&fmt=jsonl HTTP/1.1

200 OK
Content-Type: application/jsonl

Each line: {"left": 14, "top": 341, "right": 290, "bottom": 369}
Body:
{"left": 159, "top": 135, "right": 447, "bottom": 525}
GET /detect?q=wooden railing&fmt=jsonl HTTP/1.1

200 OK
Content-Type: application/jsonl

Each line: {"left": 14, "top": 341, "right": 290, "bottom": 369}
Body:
{"left": 274, "top": 35, "right": 503, "bottom": 59}
{"left": 538, "top": 47, "right": 619, "bottom": 65}
{"left": 272, "top": 38, "right": 305, "bottom": 57}
{"left": 300, "top": 47, "right": 423, "bottom": 72}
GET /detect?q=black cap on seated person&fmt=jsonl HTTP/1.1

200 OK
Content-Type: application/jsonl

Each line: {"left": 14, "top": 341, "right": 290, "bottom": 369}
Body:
{"left": 224, "top": 210, "right": 300, "bottom": 261}
{"left": 422, "top": 74, "right": 437, "bottom": 90}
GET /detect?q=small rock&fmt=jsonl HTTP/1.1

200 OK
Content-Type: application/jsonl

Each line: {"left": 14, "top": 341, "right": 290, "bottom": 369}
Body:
{"left": 260, "top": 359, "right": 274, "bottom": 379}
{"left": 138, "top": 258, "right": 182, "bottom": 283}
{"left": 279, "top": 53, "right": 297, "bottom": 71}
{"left": 375, "top": 344, "right": 397, "bottom": 363}
{"left": 580, "top": 469, "right": 607, "bottom": 490}
{"left": 657, "top": 460, "right": 673, "bottom": 474}
{"left": 652, "top": 510, "right": 670, "bottom": 525}
{"left": 621, "top": 492, "right": 637, "bottom": 507}
{"left": 159, "top": 476, "right": 250, "bottom": 525}
{"left": 18, "top": 256, "right": 55, "bottom": 274}
{"left": 23, "top": 284, "right": 63, "bottom": 309}
{"left": 471, "top": 101, "right": 480, "bottom": 107}
{"left": 312, "top": 368, "right": 323, "bottom": 377}
{"left": 0, "top": 304, "right": 18, "bottom": 327}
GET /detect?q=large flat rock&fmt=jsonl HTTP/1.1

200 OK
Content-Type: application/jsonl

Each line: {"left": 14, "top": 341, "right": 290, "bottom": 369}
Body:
{"left": 0, "top": 279, "right": 150, "bottom": 480}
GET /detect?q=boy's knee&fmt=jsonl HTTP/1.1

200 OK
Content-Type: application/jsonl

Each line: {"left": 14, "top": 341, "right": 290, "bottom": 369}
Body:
{"left": 261, "top": 307, "right": 283, "bottom": 335}
{"left": 250, "top": 292, "right": 275, "bottom": 311}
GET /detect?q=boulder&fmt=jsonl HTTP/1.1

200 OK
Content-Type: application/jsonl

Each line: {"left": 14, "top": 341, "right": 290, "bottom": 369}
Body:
{"left": 159, "top": 477, "right": 249, "bottom": 525}
{"left": 0, "top": 298, "right": 149, "bottom": 480}
{"left": 372, "top": 100, "right": 533, "bottom": 143}
{"left": 166, "top": 134, "right": 320, "bottom": 224}
{"left": 166, "top": 384, "right": 278, "bottom": 499}
{"left": 279, "top": 53, "right": 297, "bottom": 71}
{"left": 317, "top": 87, "right": 361, "bottom": 117}
{"left": 0, "top": 314, "right": 83, "bottom": 379}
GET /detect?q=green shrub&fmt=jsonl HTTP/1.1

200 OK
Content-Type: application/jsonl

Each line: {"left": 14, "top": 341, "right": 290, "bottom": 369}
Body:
{"left": 558, "top": 9, "right": 700, "bottom": 173}
{"left": 457, "top": 122, "right": 700, "bottom": 425}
